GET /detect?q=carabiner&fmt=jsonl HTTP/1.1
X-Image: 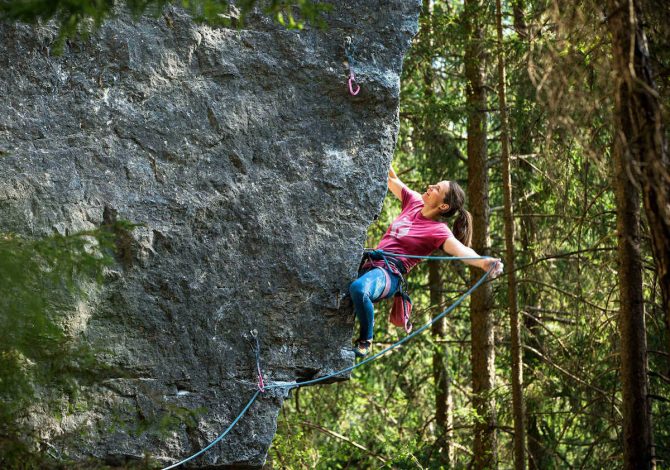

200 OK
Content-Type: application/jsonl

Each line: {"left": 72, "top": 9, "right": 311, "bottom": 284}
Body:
{"left": 348, "top": 72, "right": 361, "bottom": 96}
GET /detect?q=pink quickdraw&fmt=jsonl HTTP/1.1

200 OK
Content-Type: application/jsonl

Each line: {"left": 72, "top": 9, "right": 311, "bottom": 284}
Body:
{"left": 348, "top": 72, "right": 360, "bottom": 96}
{"left": 345, "top": 37, "right": 361, "bottom": 96}
{"left": 256, "top": 365, "right": 265, "bottom": 393}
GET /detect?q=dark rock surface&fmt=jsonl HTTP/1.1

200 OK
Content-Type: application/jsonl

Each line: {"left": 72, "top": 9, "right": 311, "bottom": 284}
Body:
{"left": 0, "top": 2, "right": 420, "bottom": 467}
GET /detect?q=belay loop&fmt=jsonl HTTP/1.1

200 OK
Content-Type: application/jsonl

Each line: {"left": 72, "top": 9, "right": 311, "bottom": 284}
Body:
{"left": 344, "top": 37, "right": 361, "bottom": 96}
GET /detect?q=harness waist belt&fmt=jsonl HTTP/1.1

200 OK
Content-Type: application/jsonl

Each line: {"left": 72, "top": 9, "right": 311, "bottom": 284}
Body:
{"left": 361, "top": 250, "right": 407, "bottom": 276}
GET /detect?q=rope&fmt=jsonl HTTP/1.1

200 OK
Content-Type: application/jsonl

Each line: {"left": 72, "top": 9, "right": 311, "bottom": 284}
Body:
{"left": 267, "top": 260, "right": 493, "bottom": 389}
{"left": 161, "top": 252, "right": 495, "bottom": 469}
{"left": 373, "top": 249, "right": 495, "bottom": 262}
{"left": 247, "top": 330, "right": 266, "bottom": 392}
{"left": 162, "top": 390, "right": 261, "bottom": 470}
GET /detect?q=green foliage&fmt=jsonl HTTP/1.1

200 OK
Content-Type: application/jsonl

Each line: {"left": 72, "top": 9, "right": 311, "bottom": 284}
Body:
{"left": 0, "top": 221, "right": 221, "bottom": 469}
{"left": 0, "top": 225, "right": 123, "bottom": 467}
{"left": 270, "top": 0, "right": 670, "bottom": 468}
{"left": 0, "top": 230, "right": 113, "bottom": 399}
{"left": 0, "top": 0, "right": 332, "bottom": 52}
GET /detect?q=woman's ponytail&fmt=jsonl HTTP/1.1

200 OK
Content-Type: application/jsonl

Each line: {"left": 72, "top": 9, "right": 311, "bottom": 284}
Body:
{"left": 441, "top": 181, "right": 473, "bottom": 247}
{"left": 452, "top": 209, "right": 473, "bottom": 247}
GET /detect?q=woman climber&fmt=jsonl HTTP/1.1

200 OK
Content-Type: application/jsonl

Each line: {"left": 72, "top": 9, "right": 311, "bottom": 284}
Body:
{"left": 350, "top": 165, "right": 503, "bottom": 357}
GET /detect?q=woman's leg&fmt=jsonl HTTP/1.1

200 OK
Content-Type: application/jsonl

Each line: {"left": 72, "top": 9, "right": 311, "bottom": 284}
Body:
{"left": 349, "top": 268, "right": 400, "bottom": 341}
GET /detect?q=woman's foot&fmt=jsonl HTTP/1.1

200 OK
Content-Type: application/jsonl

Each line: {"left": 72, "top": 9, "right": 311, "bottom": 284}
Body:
{"left": 353, "top": 339, "right": 372, "bottom": 358}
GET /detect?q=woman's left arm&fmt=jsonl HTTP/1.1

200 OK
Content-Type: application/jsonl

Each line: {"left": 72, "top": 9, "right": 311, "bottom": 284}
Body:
{"left": 442, "top": 238, "right": 503, "bottom": 275}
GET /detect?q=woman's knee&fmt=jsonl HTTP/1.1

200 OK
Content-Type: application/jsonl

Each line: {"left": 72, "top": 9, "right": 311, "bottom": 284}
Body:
{"left": 349, "top": 278, "right": 367, "bottom": 302}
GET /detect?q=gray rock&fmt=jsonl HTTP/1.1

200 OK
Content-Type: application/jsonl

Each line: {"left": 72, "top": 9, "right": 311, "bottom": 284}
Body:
{"left": 0, "top": 2, "right": 420, "bottom": 467}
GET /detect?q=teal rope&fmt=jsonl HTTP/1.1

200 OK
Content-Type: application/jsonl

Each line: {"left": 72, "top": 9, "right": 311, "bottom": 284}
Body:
{"left": 162, "top": 254, "right": 494, "bottom": 469}
{"left": 375, "top": 249, "right": 495, "bottom": 262}
{"left": 266, "top": 262, "right": 492, "bottom": 389}
{"left": 162, "top": 390, "right": 261, "bottom": 470}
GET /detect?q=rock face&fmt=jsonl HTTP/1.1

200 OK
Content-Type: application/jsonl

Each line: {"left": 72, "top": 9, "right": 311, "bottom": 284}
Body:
{"left": 0, "top": 2, "right": 420, "bottom": 467}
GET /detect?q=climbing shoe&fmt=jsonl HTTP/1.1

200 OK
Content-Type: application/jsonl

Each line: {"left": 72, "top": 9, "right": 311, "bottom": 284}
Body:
{"left": 353, "top": 339, "right": 371, "bottom": 358}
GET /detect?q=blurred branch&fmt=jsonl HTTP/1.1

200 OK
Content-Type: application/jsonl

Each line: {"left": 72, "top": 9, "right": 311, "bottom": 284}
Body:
{"left": 298, "top": 420, "right": 388, "bottom": 463}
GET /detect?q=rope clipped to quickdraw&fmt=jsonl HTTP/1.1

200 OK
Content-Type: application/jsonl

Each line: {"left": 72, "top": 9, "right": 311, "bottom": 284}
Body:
{"left": 162, "top": 331, "right": 267, "bottom": 470}
{"left": 344, "top": 37, "right": 361, "bottom": 96}
{"left": 161, "top": 390, "right": 260, "bottom": 470}
{"left": 247, "top": 329, "right": 266, "bottom": 392}
{"left": 161, "top": 255, "right": 497, "bottom": 469}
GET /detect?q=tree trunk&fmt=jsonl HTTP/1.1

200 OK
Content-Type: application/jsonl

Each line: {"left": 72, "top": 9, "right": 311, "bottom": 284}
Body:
{"left": 495, "top": 0, "right": 526, "bottom": 468}
{"left": 607, "top": 0, "right": 670, "bottom": 372}
{"left": 430, "top": 259, "right": 454, "bottom": 467}
{"left": 464, "top": 0, "right": 497, "bottom": 467}
{"left": 421, "top": 4, "right": 454, "bottom": 464}
{"left": 417, "top": 4, "right": 454, "bottom": 463}
{"left": 607, "top": 0, "right": 660, "bottom": 468}
{"left": 509, "top": 2, "right": 549, "bottom": 465}
{"left": 511, "top": 0, "right": 527, "bottom": 39}
{"left": 612, "top": 101, "right": 655, "bottom": 470}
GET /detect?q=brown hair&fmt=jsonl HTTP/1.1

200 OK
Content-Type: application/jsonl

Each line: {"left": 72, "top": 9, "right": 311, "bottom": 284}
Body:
{"left": 441, "top": 181, "right": 473, "bottom": 247}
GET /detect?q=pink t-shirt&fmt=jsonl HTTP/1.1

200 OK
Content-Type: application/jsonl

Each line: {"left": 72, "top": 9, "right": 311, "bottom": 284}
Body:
{"left": 369, "top": 187, "right": 453, "bottom": 274}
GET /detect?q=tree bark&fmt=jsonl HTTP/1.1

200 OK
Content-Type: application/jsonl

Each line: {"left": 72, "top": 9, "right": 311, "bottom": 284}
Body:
{"left": 612, "top": 102, "right": 655, "bottom": 470}
{"left": 495, "top": 0, "right": 526, "bottom": 468}
{"left": 464, "top": 0, "right": 497, "bottom": 467}
{"left": 607, "top": 2, "right": 657, "bottom": 468}
{"left": 607, "top": 0, "right": 670, "bottom": 373}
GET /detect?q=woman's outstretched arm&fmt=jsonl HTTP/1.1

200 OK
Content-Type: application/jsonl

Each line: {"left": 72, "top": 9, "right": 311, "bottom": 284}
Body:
{"left": 388, "top": 165, "right": 408, "bottom": 201}
{"left": 442, "top": 237, "right": 503, "bottom": 276}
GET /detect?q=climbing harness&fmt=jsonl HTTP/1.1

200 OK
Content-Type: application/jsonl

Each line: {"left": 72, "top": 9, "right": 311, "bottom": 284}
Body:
{"left": 360, "top": 249, "right": 412, "bottom": 332}
{"left": 360, "top": 248, "right": 406, "bottom": 276}
{"left": 344, "top": 37, "right": 361, "bottom": 96}
{"left": 162, "top": 251, "right": 497, "bottom": 469}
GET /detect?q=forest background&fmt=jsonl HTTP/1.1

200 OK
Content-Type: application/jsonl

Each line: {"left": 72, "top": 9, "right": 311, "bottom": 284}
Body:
{"left": 270, "top": 0, "right": 670, "bottom": 468}
{"left": 1, "top": 0, "right": 669, "bottom": 469}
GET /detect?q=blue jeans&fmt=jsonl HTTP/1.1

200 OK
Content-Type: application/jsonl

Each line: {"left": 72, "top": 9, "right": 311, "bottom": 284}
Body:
{"left": 350, "top": 268, "right": 401, "bottom": 341}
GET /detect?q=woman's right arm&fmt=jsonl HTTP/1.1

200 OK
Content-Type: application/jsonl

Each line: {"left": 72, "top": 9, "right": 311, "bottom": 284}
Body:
{"left": 442, "top": 237, "right": 503, "bottom": 276}
{"left": 388, "top": 166, "right": 408, "bottom": 201}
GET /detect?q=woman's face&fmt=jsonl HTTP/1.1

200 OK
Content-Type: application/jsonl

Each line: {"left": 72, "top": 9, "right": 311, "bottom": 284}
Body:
{"left": 422, "top": 180, "right": 450, "bottom": 210}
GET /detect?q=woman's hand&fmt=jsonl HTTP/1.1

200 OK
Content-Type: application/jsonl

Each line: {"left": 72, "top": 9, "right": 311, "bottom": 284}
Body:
{"left": 389, "top": 165, "right": 398, "bottom": 179}
{"left": 387, "top": 164, "right": 406, "bottom": 201}
{"left": 484, "top": 258, "right": 504, "bottom": 278}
